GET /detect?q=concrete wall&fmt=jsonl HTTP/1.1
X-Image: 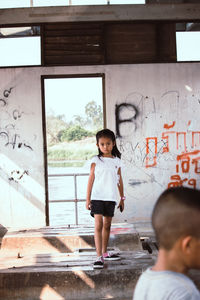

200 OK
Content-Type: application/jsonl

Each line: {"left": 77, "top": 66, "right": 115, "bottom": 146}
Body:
{"left": 109, "top": 64, "right": 200, "bottom": 223}
{"left": 0, "top": 68, "right": 45, "bottom": 228}
{"left": 0, "top": 63, "right": 200, "bottom": 228}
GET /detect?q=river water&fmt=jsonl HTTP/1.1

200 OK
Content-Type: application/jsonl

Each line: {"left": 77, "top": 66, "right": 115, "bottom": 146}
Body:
{"left": 48, "top": 166, "right": 94, "bottom": 226}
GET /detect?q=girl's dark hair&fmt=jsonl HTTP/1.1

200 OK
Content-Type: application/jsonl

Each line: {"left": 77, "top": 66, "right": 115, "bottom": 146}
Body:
{"left": 96, "top": 128, "right": 121, "bottom": 158}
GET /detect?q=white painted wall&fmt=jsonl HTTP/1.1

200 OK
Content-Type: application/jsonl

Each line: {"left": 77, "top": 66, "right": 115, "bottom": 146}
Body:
{"left": 0, "top": 63, "right": 200, "bottom": 228}
{"left": 0, "top": 68, "right": 45, "bottom": 229}
{"left": 109, "top": 64, "right": 200, "bottom": 223}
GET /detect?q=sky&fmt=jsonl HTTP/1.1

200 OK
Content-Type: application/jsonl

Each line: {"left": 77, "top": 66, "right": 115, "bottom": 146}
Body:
{"left": 0, "top": 37, "right": 41, "bottom": 66}
{"left": 176, "top": 32, "right": 200, "bottom": 61}
{"left": 0, "top": 0, "right": 145, "bottom": 8}
{"left": 44, "top": 77, "right": 103, "bottom": 121}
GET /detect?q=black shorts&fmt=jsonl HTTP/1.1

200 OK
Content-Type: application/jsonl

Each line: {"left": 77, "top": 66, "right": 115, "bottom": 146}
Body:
{"left": 90, "top": 200, "right": 116, "bottom": 218}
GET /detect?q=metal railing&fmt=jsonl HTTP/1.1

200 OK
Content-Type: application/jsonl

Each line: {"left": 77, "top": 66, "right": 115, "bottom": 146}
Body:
{"left": 48, "top": 173, "right": 89, "bottom": 225}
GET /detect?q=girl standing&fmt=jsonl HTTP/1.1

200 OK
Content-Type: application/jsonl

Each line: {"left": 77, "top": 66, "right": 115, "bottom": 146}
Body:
{"left": 86, "top": 129, "right": 125, "bottom": 269}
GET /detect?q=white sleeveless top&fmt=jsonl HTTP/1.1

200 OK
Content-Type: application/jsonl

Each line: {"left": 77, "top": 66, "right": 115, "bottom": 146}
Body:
{"left": 90, "top": 155, "right": 121, "bottom": 202}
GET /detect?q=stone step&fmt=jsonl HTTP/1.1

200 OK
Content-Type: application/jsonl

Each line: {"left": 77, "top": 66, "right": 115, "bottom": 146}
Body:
{"left": 0, "top": 224, "right": 143, "bottom": 256}
{"left": 0, "top": 250, "right": 154, "bottom": 300}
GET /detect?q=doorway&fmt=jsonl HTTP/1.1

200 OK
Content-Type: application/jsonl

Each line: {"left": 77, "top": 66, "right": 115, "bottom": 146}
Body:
{"left": 42, "top": 74, "right": 105, "bottom": 226}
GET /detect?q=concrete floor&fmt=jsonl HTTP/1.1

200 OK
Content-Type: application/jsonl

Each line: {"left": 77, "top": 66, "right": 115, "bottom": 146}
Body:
{"left": 0, "top": 250, "right": 155, "bottom": 300}
{"left": 0, "top": 223, "right": 146, "bottom": 256}
{"left": 0, "top": 223, "right": 199, "bottom": 300}
{"left": 0, "top": 223, "right": 154, "bottom": 299}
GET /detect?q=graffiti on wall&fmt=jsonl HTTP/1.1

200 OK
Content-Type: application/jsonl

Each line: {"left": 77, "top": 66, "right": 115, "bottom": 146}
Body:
{"left": 9, "top": 170, "right": 29, "bottom": 183}
{"left": 115, "top": 103, "right": 139, "bottom": 137}
{"left": 0, "top": 87, "right": 33, "bottom": 151}
{"left": 116, "top": 90, "right": 200, "bottom": 189}
{"left": 145, "top": 121, "right": 200, "bottom": 189}
{"left": 0, "top": 87, "right": 13, "bottom": 106}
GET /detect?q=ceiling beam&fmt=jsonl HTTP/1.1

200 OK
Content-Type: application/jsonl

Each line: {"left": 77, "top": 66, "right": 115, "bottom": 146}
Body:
{"left": 0, "top": 4, "right": 200, "bottom": 26}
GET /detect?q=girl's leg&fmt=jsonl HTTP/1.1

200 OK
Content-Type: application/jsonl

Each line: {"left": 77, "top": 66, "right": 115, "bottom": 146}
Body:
{"left": 94, "top": 214, "right": 103, "bottom": 257}
{"left": 102, "top": 216, "right": 112, "bottom": 254}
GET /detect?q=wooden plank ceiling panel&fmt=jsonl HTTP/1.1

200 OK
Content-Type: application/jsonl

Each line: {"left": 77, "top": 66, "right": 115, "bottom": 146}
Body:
{"left": 42, "top": 21, "right": 177, "bottom": 66}
{"left": 43, "top": 22, "right": 105, "bottom": 66}
{"left": 105, "top": 23, "right": 157, "bottom": 64}
{"left": 157, "top": 23, "right": 177, "bottom": 62}
{"left": 45, "top": 54, "right": 104, "bottom": 65}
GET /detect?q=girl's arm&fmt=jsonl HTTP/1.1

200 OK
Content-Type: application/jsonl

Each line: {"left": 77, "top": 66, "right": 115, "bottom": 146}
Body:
{"left": 86, "top": 163, "right": 95, "bottom": 210}
{"left": 117, "top": 167, "right": 125, "bottom": 212}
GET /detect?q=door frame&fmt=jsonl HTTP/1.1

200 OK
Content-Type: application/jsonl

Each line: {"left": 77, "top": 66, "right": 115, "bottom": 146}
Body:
{"left": 41, "top": 73, "right": 106, "bottom": 226}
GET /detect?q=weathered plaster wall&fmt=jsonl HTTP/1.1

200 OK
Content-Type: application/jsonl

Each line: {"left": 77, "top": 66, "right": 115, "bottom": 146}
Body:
{"left": 0, "top": 68, "right": 45, "bottom": 228}
{"left": 0, "top": 63, "right": 200, "bottom": 228}
{"left": 109, "top": 64, "right": 200, "bottom": 223}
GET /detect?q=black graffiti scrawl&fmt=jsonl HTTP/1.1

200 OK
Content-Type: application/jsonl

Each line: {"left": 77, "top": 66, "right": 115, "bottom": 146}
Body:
{"left": 0, "top": 87, "right": 33, "bottom": 151}
{"left": 0, "top": 87, "right": 13, "bottom": 106}
{"left": 115, "top": 103, "right": 139, "bottom": 137}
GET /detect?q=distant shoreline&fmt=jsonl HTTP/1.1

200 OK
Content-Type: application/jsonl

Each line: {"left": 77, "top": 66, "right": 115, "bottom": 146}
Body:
{"left": 48, "top": 160, "right": 85, "bottom": 168}
{"left": 48, "top": 159, "right": 85, "bottom": 163}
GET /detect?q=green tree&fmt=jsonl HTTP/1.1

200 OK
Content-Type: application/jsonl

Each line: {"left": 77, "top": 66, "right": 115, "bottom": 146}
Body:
{"left": 85, "top": 101, "right": 103, "bottom": 129}
{"left": 46, "top": 112, "right": 68, "bottom": 145}
{"left": 60, "top": 125, "right": 92, "bottom": 142}
{"left": 73, "top": 114, "right": 86, "bottom": 127}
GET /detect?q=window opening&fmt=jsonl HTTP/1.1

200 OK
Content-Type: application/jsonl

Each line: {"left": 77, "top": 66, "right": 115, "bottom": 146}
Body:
{"left": 0, "top": 26, "right": 41, "bottom": 67}
{"left": 0, "top": 0, "right": 30, "bottom": 8}
{"left": 0, "top": 0, "right": 145, "bottom": 9}
{"left": 109, "top": 0, "right": 145, "bottom": 4}
{"left": 43, "top": 75, "right": 104, "bottom": 226}
{"left": 33, "top": 0, "right": 72, "bottom": 6}
{"left": 68, "top": 0, "right": 145, "bottom": 5}
{"left": 176, "top": 23, "right": 200, "bottom": 62}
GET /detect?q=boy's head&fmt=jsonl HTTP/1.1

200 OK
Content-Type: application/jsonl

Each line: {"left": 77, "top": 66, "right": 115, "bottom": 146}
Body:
{"left": 152, "top": 187, "right": 200, "bottom": 268}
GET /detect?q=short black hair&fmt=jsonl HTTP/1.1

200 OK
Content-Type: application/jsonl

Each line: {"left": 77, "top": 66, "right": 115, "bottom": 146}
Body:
{"left": 152, "top": 187, "right": 200, "bottom": 250}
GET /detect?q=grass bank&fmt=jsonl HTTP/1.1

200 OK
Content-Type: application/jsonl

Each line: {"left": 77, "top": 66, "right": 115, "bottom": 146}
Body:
{"left": 47, "top": 137, "right": 97, "bottom": 164}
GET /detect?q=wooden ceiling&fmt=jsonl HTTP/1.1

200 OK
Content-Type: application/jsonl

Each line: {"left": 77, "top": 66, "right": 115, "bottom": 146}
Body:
{"left": 42, "top": 21, "right": 176, "bottom": 66}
